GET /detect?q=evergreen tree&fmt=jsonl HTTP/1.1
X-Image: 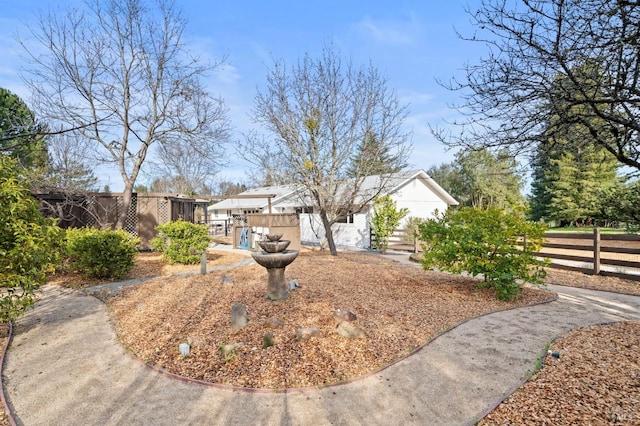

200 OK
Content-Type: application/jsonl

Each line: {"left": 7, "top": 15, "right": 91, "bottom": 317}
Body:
{"left": 428, "top": 148, "right": 524, "bottom": 210}
{"left": 0, "top": 88, "right": 47, "bottom": 170}
{"left": 529, "top": 63, "right": 621, "bottom": 225}
{"left": 348, "top": 133, "right": 403, "bottom": 177}
{"left": 528, "top": 146, "right": 553, "bottom": 222}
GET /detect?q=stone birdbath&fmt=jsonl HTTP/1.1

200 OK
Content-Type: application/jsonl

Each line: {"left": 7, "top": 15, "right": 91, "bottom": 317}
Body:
{"left": 251, "top": 233, "right": 299, "bottom": 301}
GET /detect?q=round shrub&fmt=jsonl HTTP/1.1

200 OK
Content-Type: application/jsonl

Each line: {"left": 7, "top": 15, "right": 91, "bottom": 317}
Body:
{"left": 151, "top": 220, "right": 209, "bottom": 264}
{"left": 0, "top": 156, "right": 62, "bottom": 322}
{"left": 419, "top": 206, "right": 548, "bottom": 301}
{"left": 64, "top": 228, "right": 139, "bottom": 279}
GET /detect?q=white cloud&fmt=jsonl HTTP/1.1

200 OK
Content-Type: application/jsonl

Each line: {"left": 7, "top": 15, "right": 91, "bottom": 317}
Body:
{"left": 353, "top": 15, "right": 423, "bottom": 46}
{"left": 213, "top": 63, "right": 241, "bottom": 85}
{"left": 398, "top": 89, "right": 435, "bottom": 106}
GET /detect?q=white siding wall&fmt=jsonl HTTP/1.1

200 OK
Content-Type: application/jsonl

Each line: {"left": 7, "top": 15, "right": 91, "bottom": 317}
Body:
{"left": 300, "top": 211, "right": 371, "bottom": 249}
{"left": 390, "top": 178, "right": 448, "bottom": 226}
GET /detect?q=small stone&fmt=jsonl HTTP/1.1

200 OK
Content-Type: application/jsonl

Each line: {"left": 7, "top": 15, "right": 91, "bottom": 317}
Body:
{"left": 178, "top": 342, "right": 190, "bottom": 356}
{"left": 296, "top": 326, "right": 321, "bottom": 341}
{"left": 220, "top": 344, "right": 236, "bottom": 356}
{"left": 262, "top": 332, "right": 274, "bottom": 349}
{"left": 265, "top": 317, "right": 285, "bottom": 328}
{"left": 221, "top": 275, "right": 234, "bottom": 285}
{"left": 231, "top": 302, "right": 248, "bottom": 329}
{"left": 333, "top": 308, "right": 357, "bottom": 323}
{"left": 335, "top": 322, "right": 366, "bottom": 339}
{"left": 288, "top": 279, "right": 301, "bottom": 290}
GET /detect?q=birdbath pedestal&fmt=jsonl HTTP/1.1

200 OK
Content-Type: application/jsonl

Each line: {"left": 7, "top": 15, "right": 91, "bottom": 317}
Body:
{"left": 250, "top": 234, "right": 299, "bottom": 301}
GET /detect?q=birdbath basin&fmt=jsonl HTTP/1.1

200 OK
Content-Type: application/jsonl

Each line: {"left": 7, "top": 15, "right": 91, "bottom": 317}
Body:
{"left": 257, "top": 240, "right": 290, "bottom": 253}
{"left": 251, "top": 234, "right": 299, "bottom": 301}
{"left": 251, "top": 249, "right": 298, "bottom": 269}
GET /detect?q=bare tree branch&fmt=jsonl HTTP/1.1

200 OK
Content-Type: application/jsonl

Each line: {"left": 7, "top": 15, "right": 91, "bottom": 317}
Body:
{"left": 244, "top": 45, "right": 412, "bottom": 255}
{"left": 435, "top": 0, "right": 640, "bottom": 171}
{"left": 18, "top": 0, "right": 229, "bottom": 228}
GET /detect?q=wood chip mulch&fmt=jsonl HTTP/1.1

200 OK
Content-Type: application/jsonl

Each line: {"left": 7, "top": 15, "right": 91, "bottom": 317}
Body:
{"left": 107, "top": 251, "right": 554, "bottom": 389}
{"left": 480, "top": 321, "right": 640, "bottom": 425}
{"left": 1, "top": 250, "right": 638, "bottom": 425}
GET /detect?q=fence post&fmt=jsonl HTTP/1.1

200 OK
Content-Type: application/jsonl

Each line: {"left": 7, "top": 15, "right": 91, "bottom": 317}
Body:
{"left": 593, "top": 227, "right": 601, "bottom": 275}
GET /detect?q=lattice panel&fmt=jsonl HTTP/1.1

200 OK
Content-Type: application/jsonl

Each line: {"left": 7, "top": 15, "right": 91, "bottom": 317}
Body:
{"left": 158, "top": 199, "right": 169, "bottom": 224}
{"left": 270, "top": 213, "right": 300, "bottom": 227}
{"left": 233, "top": 215, "right": 248, "bottom": 227}
{"left": 118, "top": 194, "right": 138, "bottom": 236}
{"left": 84, "top": 196, "right": 97, "bottom": 227}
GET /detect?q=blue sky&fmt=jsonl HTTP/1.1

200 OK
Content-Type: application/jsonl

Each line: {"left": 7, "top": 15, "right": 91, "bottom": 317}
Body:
{"left": 0, "top": 0, "right": 485, "bottom": 190}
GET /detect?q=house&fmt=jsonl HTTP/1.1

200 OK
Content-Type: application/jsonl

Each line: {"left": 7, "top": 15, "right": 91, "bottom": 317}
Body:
{"left": 208, "top": 170, "right": 458, "bottom": 249}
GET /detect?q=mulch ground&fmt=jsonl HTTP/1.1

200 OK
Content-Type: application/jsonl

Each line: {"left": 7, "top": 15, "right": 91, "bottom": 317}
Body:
{"left": 108, "top": 251, "right": 554, "bottom": 388}
{"left": 1, "top": 249, "right": 639, "bottom": 425}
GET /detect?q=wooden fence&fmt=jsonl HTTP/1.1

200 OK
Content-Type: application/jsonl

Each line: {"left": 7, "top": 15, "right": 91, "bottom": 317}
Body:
{"left": 535, "top": 230, "right": 640, "bottom": 281}
{"left": 370, "top": 228, "right": 420, "bottom": 253}
{"left": 372, "top": 227, "right": 640, "bottom": 282}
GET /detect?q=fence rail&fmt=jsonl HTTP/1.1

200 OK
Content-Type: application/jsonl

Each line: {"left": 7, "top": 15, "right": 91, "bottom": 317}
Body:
{"left": 535, "top": 229, "right": 640, "bottom": 281}
{"left": 370, "top": 228, "right": 419, "bottom": 253}
{"left": 372, "top": 227, "right": 640, "bottom": 282}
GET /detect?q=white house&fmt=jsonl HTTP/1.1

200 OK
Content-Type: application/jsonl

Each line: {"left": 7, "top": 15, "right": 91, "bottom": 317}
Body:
{"left": 208, "top": 170, "right": 458, "bottom": 249}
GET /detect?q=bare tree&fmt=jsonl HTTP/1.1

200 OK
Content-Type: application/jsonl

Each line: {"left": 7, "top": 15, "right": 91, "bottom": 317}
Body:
{"left": 35, "top": 133, "right": 98, "bottom": 193}
{"left": 435, "top": 0, "right": 640, "bottom": 172}
{"left": 150, "top": 89, "right": 231, "bottom": 195}
{"left": 239, "top": 131, "right": 288, "bottom": 187}
{"left": 19, "top": 0, "right": 229, "bottom": 228}
{"left": 247, "top": 45, "right": 412, "bottom": 255}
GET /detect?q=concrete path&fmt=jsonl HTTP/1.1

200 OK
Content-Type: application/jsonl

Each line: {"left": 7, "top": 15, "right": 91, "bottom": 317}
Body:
{"left": 2, "top": 257, "right": 640, "bottom": 425}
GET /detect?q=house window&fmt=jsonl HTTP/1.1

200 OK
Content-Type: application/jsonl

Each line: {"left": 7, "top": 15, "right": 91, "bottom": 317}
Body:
{"left": 243, "top": 209, "right": 261, "bottom": 215}
{"left": 295, "top": 206, "right": 313, "bottom": 214}
{"left": 336, "top": 212, "right": 355, "bottom": 224}
{"left": 226, "top": 210, "right": 232, "bottom": 217}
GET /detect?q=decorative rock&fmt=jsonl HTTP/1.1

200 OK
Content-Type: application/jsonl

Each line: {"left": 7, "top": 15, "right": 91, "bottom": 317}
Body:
{"left": 265, "top": 317, "right": 285, "bottom": 328}
{"left": 335, "top": 322, "right": 366, "bottom": 339}
{"left": 221, "top": 275, "right": 234, "bottom": 285}
{"left": 231, "top": 302, "right": 248, "bottom": 329}
{"left": 178, "top": 342, "right": 190, "bottom": 356}
{"left": 333, "top": 308, "right": 357, "bottom": 323}
{"left": 289, "top": 279, "right": 301, "bottom": 290}
{"left": 296, "top": 326, "right": 321, "bottom": 341}
{"left": 262, "top": 332, "right": 274, "bottom": 349}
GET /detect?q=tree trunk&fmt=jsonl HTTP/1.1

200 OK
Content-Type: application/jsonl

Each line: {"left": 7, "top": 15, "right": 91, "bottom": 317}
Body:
{"left": 319, "top": 209, "right": 338, "bottom": 256}
{"left": 115, "top": 181, "right": 135, "bottom": 230}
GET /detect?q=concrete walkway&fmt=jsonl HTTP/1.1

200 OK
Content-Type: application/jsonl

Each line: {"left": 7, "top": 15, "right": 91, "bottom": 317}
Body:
{"left": 2, "top": 254, "right": 640, "bottom": 425}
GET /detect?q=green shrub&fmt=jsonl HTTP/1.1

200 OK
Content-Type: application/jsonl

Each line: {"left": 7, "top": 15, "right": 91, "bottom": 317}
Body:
{"left": 371, "top": 195, "right": 409, "bottom": 254}
{"left": 151, "top": 220, "right": 209, "bottom": 264}
{"left": 0, "top": 156, "right": 62, "bottom": 322}
{"left": 64, "top": 228, "right": 139, "bottom": 279}
{"left": 418, "top": 206, "right": 548, "bottom": 301}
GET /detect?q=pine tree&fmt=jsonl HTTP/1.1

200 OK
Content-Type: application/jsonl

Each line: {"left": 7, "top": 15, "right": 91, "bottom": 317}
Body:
{"left": 348, "top": 133, "right": 404, "bottom": 177}
{"left": 529, "top": 62, "right": 621, "bottom": 225}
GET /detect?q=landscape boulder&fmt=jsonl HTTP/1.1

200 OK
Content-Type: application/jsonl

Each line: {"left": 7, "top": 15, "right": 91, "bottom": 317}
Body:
{"left": 335, "top": 322, "right": 366, "bottom": 339}
{"left": 296, "top": 326, "right": 321, "bottom": 341}
{"left": 231, "top": 302, "right": 248, "bottom": 329}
